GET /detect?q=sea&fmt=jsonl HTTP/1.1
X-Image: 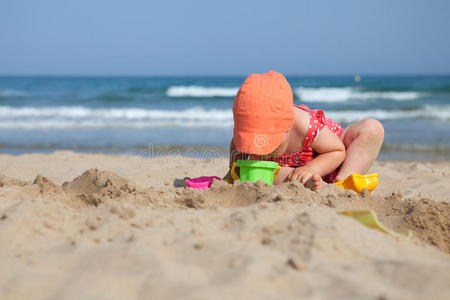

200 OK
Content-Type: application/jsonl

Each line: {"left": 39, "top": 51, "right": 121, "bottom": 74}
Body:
{"left": 0, "top": 75, "right": 449, "bottom": 160}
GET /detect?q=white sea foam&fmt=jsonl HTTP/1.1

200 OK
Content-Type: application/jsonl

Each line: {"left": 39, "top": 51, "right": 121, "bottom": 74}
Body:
{"left": 0, "top": 106, "right": 233, "bottom": 129}
{"left": 0, "top": 120, "right": 234, "bottom": 130}
{"left": 166, "top": 86, "right": 239, "bottom": 97}
{"left": 165, "top": 85, "right": 424, "bottom": 101}
{"left": 0, "top": 105, "right": 447, "bottom": 129}
{"left": 326, "top": 106, "right": 450, "bottom": 123}
{"left": 294, "top": 87, "right": 423, "bottom": 102}
{"left": 0, "top": 106, "right": 232, "bottom": 121}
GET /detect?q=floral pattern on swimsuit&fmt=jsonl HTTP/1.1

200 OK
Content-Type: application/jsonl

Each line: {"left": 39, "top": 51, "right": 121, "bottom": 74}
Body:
{"left": 254, "top": 105, "right": 343, "bottom": 183}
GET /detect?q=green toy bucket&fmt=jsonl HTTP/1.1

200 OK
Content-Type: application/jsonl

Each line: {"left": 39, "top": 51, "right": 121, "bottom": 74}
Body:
{"left": 231, "top": 160, "right": 280, "bottom": 185}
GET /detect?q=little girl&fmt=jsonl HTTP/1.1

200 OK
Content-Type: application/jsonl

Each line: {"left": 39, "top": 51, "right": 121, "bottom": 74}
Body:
{"left": 224, "top": 71, "right": 384, "bottom": 190}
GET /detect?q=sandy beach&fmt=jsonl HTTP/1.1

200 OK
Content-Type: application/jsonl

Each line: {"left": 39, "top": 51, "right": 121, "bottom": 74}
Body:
{"left": 2, "top": 0, "right": 450, "bottom": 299}
{"left": 0, "top": 151, "right": 449, "bottom": 299}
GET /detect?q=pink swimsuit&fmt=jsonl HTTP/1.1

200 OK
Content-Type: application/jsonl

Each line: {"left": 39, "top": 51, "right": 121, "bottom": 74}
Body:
{"left": 253, "top": 105, "right": 343, "bottom": 183}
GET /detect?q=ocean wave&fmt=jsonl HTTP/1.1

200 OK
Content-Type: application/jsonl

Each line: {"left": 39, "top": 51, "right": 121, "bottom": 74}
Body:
{"left": 294, "top": 87, "right": 424, "bottom": 102}
{"left": 381, "top": 143, "right": 450, "bottom": 154}
{"left": 0, "top": 89, "right": 27, "bottom": 97}
{"left": 0, "top": 106, "right": 233, "bottom": 129}
{"left": 0, "top": 120, "right": 234, "bottom": 129}
{"left": 165, "top": 85, "right": 425, "bottom": 101}
{"left": 166, "top": 86, "right": 239, "bottom": 97}
{"left": 0, "top": 106, "right": 232, "bottom": 121}
{"left": 326, "top": 106, "right": 450, "bottom": 123}
{"left": 0, "top": 105, "right": 447, "bottom": 129}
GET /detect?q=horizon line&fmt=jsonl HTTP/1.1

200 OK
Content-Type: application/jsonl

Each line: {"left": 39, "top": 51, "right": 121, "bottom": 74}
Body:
{"left": 1, "top": 72, "right": 450, "bottom": 78}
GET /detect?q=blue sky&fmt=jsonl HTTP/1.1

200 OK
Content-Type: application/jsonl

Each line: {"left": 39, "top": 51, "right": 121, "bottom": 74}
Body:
{"left": 1, "top": 0, "right": 449, "bottom": 75}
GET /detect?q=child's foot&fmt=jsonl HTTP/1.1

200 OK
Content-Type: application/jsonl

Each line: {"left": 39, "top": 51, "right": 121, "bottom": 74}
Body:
{"left": 304, "top": 174, "right": 325, "bottom": 191}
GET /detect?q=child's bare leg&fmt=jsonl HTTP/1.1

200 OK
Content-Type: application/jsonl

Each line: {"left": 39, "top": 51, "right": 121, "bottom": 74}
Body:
{"left": 336, "top": 118, "right": 384, "bottom": 182}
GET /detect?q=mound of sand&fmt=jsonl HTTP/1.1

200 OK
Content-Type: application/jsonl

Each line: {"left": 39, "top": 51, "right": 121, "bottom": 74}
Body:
{"left": 0, "top": 152, "right": 449, "bottom": 299}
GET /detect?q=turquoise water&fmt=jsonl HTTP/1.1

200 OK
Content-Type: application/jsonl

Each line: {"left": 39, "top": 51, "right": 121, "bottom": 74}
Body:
{"left": 0, "top": 75, "right": 449, "bottom": 159}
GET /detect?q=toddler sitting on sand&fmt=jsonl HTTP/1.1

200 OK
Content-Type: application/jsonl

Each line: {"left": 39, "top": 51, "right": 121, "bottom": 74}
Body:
{"left": 224, "top": 71, "right": 384, "bottom": 190}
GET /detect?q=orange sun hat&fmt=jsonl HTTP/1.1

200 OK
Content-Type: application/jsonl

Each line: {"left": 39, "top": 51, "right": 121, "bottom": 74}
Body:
{"left": 233, "top": 71, "right": 294, "bottom": 155}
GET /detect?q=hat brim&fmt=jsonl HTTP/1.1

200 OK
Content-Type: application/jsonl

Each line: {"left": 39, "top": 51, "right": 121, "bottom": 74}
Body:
{"left": 233, "top": 129, "right": 285, "bottom": 155}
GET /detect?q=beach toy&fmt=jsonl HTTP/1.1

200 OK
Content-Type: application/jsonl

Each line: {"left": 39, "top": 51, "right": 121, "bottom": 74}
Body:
{"left": 333, "top": 173, "right": 378, "bottom": 193}
{"left": 231, "top": 160, "right": 280, "bottom": 185}
{"left": 339, "top": 210, "right": 412, "bottom": 238}
{"left": 185, "top": 176, "right": 221, "bottom": 190}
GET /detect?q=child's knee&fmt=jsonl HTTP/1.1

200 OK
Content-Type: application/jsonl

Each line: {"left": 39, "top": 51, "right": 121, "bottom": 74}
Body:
{"left": 361, "top": 118, "right": 384, "bottom": 140}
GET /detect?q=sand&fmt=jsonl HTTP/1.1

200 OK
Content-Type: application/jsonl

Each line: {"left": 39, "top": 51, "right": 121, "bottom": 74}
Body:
{"left": 0, "top": 151, "right": 449, "bottom": 299}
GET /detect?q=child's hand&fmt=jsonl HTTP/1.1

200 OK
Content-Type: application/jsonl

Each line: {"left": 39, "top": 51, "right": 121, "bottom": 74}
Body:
{"left": 287, "top": 166, "right": 316, "bottom": 185}
{"left": 223, "top": 170, "right": 233, "bottom": 184}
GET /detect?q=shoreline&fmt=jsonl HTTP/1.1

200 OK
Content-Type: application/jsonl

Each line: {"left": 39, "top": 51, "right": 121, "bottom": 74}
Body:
{"left": 0, "top": 143, "right": 449, "bottom": 161}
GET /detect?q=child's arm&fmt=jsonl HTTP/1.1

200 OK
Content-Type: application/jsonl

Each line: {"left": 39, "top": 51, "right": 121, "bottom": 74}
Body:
{"left": 288, "top": 127, "right": 345, "bottom": 184}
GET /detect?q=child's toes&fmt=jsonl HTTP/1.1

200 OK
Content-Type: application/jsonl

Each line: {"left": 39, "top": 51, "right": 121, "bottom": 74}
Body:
{"left": 312, "top": 174, "right": 324, "bottom": 190}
